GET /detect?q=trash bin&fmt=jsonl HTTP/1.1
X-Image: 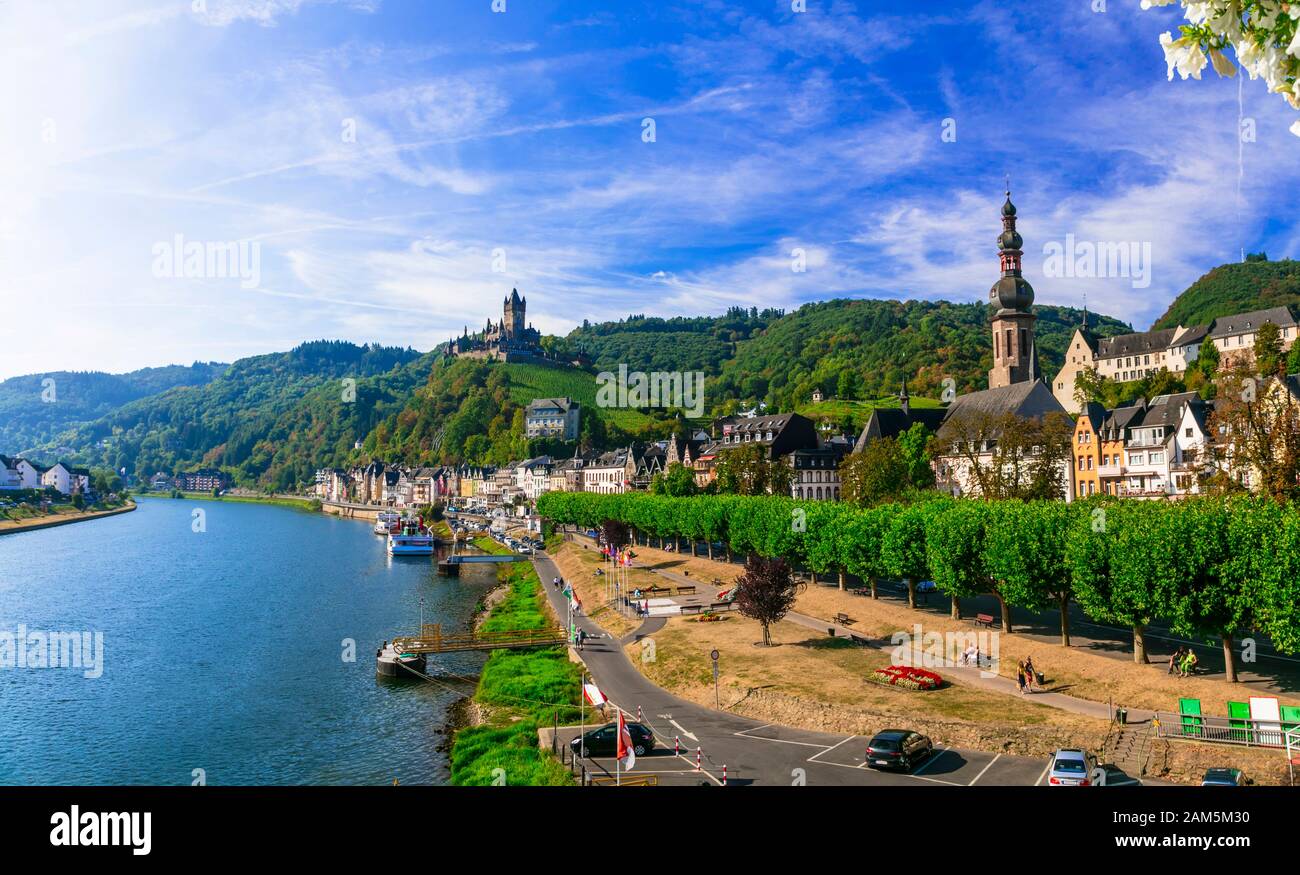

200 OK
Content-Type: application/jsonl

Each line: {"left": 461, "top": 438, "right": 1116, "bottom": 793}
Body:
{"left": 1116, "top": 707, "right": 1128, "bottom": 725}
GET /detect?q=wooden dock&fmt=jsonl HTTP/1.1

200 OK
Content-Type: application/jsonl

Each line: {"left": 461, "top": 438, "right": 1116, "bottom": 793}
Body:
{"left": 391, "top": 623, "right": 567, "bottom": 654}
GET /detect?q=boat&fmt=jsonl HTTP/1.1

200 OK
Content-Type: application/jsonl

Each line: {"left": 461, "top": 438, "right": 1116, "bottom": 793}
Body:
{"left": 375, "top": 642, "right": 427, "bottom": 678}
{"left": 373, "top": 510, "right": 401, "bottom": 535}
{"left": 387, "top": 517, "right": 436, "bottom": 555}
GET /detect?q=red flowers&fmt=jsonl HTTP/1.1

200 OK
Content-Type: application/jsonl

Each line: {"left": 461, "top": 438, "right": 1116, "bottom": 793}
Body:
{"left": 868, "top": 665, "right": 943, "bottom": 691}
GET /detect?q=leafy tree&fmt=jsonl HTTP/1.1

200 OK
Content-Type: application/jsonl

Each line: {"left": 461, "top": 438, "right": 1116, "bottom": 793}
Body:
{"left": 841, "top": 504, "right": 898, "bottom": 599}
{"left": 1254, "top": 321, "right": 1284, "bottom": 377}
{"left": 733, "top": 554, "right": 803, "bottom": 646}
{"left": 839, "top": 438, "right": 909, "bottom": 506}
{"left": 651, "top": 462, "right": 698, "bottom": 497}
{"left": 937, "top": 411, "right": 1073, "bottom": 500}
{"left": 986, "top": 501, "right": 1076, "bottom": 645}
{"left": 1210, "top": 364, "right": 1300, "bottom": 502}
{"left": 714, "top": 444, "right": 793, "bottom": 496}
{"left": 881, "top": 501, "right": 936, "bottom": 609}
{"left": 897, "top": 422, "right": 936, "bottom": 490}
{"left": 925, "top": 500, "right": 993, "bottom": 620}
{"left": 1068, "top": 500, "right": 1162, "bottom": 663}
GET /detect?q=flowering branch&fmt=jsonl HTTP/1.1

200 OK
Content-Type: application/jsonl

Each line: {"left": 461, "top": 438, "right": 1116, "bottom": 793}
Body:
{"left": 1142, "top": 0, "right": 1300, "bottom": 135}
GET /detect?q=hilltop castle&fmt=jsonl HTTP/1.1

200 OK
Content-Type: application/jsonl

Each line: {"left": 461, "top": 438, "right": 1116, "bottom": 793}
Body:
{"left": 448, "top": 289, "right": 544, "bottom": 362}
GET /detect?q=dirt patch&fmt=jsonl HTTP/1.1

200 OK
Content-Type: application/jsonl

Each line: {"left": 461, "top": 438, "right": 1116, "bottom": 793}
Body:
{"left": 1152, "top": 739, "right": 1296, "bottom": 786}
{"left": 628, "top": 611, "right": 1109, "bottom": 759}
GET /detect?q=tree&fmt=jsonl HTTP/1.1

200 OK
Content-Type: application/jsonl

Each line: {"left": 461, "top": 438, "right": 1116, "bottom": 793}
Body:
{"left": 1255, "top": 321, "right": 1285, "bottom": 377}
{"left": 986, "top": 501, "right": 1076, "bottom": 645}
{"left": 1210, "top": 364, "right": 1300, "bottom": 502}
{"left": 936, "top": 410, "right": 1073, "bottom": 500}
{"left": 714, "top": 444, "right": 793, "bottom": 496}
{"left": 842, "top": 504, "right": 898, "bottom": 599}
{"left": 836, "top": 370, "right": 859, "bottom": 401}
{"left": 1068, "top": 500, "right": 1163, "bottom": 663}
{"left": 897, "top": 422, "right": 936, "bottom": 490}
{"left": 926, "top": 500, "right": 993, "bottom": 621}
{"left": 600, "top": 518, "right": 630, "bottom": 553}
{"left": 651, "top": 462, "right": 698, "bottom": 497}
{"left": 733, "top": 554, "right": 804, "bottom": 646}
{"left": 839, "top": 438, "right": 909, "bottom": 506}
{"left": 881, "top": 502, "right": 936, "bottom": 609}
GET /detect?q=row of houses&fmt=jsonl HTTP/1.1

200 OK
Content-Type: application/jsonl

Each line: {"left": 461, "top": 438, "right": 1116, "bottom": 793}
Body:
{"left": 0, "top": 456, "right": 92, "bottom": 496}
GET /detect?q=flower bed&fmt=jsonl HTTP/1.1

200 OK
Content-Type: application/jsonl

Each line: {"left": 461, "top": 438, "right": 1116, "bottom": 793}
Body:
{"left": 867, "top": 665, "right": 943, "bottom": 691}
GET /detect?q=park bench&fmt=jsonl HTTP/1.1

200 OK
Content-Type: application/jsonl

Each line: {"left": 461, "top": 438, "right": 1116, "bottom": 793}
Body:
{"left": 678, "top": 604, "right": 703, "bottom": 615}
{"left": 675, "top": 585, "right": 696, "bottom": 595}
{"left": 975, "top": 613, "right": 996, "bottom": 629}
{"left": 645, "top": 586, "right": 671, "bottom": 597}
{"left": 708, "top": 602, "right": 732, "bottom": 612}
{"left": 833, "top": 612, "right": 853, "bottom": 626}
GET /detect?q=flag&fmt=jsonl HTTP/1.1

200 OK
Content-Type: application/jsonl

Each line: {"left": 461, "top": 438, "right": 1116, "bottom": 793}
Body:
{"left": 582, "top": 683, "right": 607, "bottom": 708}
{"left": 616, "top": 710, "right": 636, "bottom": 771}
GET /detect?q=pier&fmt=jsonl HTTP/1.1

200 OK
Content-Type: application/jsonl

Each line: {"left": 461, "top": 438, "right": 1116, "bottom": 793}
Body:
{"left": 436, "top": 553, "right": 525, "bottom": 576}
{"left": 390, "top": 623, "right": 567, "bottom": 654}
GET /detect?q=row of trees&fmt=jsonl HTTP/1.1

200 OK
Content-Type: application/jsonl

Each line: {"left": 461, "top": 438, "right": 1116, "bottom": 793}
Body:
{"left": 535, "top": 491, "right": 1300, "bottom": 681}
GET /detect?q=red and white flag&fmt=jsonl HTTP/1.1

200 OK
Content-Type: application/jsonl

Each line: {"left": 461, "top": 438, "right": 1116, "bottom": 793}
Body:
{"left": 616, "top": 710, "right": 636, "bottom": 771}
{"left": 582, "top": 683, "right": 607, "bottom": 708}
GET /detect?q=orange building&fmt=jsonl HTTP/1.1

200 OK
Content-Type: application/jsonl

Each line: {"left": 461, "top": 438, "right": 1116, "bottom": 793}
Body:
{"left": 1072, "top": 402, "right": 1105, "bottom": 499}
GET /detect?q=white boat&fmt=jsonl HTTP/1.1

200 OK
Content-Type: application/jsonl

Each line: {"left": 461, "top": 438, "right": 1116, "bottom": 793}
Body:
{"left": 373, "top": 511, "right": 401, "bottom": 535}
{"left": 387, "top": 519, "right": 437, "bottom": 555}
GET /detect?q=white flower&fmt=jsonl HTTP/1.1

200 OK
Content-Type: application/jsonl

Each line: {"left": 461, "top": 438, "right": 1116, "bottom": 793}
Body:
{"left": 1160, "top": 32, "right": 1208, "bottom": 80}
{"left": 1209, "top": 47, "right": 1237, "bottom": 77}
{"left": 1291, "top": 119, "right": 1300, "bottom": 137}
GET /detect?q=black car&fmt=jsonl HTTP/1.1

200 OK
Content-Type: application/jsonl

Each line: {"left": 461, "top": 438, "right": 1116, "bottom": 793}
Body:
{"left": 570, "top": 722, "right": 655, "bottom": 758}
{"left": 865, "top": 730, "right": 934, "bottom": 772}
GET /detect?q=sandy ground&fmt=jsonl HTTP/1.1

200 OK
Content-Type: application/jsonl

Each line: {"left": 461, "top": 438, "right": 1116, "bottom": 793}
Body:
{"left": 624, "top": 539, "right": 1300, "bottom": 717}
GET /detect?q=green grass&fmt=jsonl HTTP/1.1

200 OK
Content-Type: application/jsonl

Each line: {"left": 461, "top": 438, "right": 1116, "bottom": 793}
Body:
{"left": 449, "top": 559, "right": 582, "bottom": 786}
{"left": 793, "top": 394, "right": 943, "bottom": 432}
{"left": 135, "top": 491, "right": 320, "bottom": 511}
{"left": 499, "top": 361, "right": 658, "bottom": 433}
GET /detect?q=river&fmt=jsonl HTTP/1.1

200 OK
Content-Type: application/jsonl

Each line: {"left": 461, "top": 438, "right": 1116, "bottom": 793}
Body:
{"left": 0, "top": 497, "right": 499, "bottom": 785}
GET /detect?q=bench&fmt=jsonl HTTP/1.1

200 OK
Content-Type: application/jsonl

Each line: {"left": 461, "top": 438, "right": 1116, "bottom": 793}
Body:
{"left": 678, "top": 604, "right": 703, "bottom": 615}
{"left": 645, "top": 586, "right": 671, "bottom": 597}
{"left": 833, "top": 612, "right": 853, "bottom": 626}
{"left": 708, "top": 602, "right": 732, "bottom": 612}
{"left": 975, "top": 613, "right": 996, "bottom": 629}
{"left": 675, "top": 585, "right": 696, "bottom": 595}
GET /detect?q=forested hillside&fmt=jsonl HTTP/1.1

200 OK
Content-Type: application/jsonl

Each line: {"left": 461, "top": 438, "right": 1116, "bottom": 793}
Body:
{"left": 0, "top": 362, "right": 227, "bottom": 452}
{"left": 558, "top": 307, "right": 783, "bottom": 374}
{"left": 709, "top": 298, "right": 1130, "bottom": 413}
{"left": 70, "top": 341, "right": 424, "bottom": 488}
{"left": 1153, "top": 257, "right": 1300, "bottom": 329}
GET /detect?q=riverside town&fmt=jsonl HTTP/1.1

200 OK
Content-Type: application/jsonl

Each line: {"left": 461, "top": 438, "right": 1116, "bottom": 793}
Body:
{"left": 3, "top": 0, "right": 1298, "bottom": 861}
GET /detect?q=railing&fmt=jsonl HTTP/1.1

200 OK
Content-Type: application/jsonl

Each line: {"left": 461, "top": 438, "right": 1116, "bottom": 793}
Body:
{"left": 1153, "top": 711, "right": 1297, "bottom": 748}
{"left": 392, "top": 623, "right": 567, "bottom": 654}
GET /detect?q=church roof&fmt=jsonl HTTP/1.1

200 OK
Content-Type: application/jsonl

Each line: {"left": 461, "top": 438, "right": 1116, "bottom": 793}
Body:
{"left": 942, "top": 379, "right": 1067, "bottom": 423}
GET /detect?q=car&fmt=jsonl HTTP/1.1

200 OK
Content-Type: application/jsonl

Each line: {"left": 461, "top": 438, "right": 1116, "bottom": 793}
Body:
{"left": 570, "top": 722, "right": 655, "bottom": 758}
{"left": 1202, "top": 768, "right": 1245, "bottom": 786}
{"left": 1047, "top": 748, "right": 1098, "bottom": 786}
{"left": 865, "top": 730, "right": 934, "bottom": 772}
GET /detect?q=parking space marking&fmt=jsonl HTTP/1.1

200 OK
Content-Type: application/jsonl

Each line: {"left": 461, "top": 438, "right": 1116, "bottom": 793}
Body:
{"left": 910, "top": 746, "right": 951, "bottom": 777}
{"left": 806, "top": 735, "right": 860, "bottom": 763}
{"left": 968, "top": 753, "right": 1001, "bottom": 786}
{"left": 1035, "top": 762, "right": 1052, "bottom": 786}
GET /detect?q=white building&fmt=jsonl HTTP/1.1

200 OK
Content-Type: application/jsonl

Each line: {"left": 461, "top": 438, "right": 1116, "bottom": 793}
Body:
{"left": 525, "top": 398, "right": 581, "bottom": 441}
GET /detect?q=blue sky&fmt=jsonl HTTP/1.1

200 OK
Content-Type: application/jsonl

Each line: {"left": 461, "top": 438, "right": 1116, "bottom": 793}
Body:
{"left": 1, "top": 0, "right": 1297, "bottom": 379}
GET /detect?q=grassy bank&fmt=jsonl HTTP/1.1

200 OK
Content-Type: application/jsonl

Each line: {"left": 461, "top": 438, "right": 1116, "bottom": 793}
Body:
{"left": 449, "top": 559, "right": 582, "bottom": 786}
{"left": 0, "top": 500, "right": 136, "bottom": 534}
{"left": 135, "top": 491, "right": 321, "bottom": 511}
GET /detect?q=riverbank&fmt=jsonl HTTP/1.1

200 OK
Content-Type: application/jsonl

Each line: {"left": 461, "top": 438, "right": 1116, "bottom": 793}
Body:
{"left": 0, "top": 500, "right": 136, "bottom": 535}
{"left": 448, "top": 558, "right": 581, "bottom": 786}
{"left": 136, "top": 491, "right": 321, "bottom": 511}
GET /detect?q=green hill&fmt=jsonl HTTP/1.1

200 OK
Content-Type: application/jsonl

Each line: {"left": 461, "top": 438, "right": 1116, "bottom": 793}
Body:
{"left": 560, "top": 308, "right": 782, "bottom": 375}
{"left": 1153, "top": 258, "right": 1300, "bottom": 329}
{"left": 709, "top": 298, "right": 1131, "bottom": 415}
{"left": 0, "top": 362, "right": 227, "bottom": 453}
{"left": 69, "top": 341, "right": 425, "bottom": 488}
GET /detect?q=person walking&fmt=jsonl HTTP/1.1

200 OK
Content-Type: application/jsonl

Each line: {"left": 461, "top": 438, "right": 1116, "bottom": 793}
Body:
{"left": 1167, "top": 647, "right": 1183, "bottom": 675}
{"left": 1024, "top": 656, "right": 1037, "bottom": 692}
{"left": 1016, "top": 660, "right": 1026, "bottom": 694}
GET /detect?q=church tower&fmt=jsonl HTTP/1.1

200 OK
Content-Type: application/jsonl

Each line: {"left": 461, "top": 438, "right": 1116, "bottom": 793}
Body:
{"left": 503, "top": 289, "right": 526, "bottom": 341}
{"left": 987, "top": 189, "right": 1039, "bottom": 389}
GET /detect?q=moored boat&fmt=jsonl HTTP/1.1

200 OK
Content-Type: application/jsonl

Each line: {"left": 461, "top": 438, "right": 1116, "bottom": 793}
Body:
{"left": 386, "top": 517, "right": 436, "bottom": 555}
{"left": 375, "top": 642, "right": 427, "bottom": 678}
{"left": 373, "top": 511, "right": 401, "bottom": 535}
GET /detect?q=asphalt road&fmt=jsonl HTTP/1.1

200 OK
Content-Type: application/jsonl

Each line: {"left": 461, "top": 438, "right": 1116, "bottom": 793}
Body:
{"left": 536, "top": 551, "right": 1058, "bottom": 787}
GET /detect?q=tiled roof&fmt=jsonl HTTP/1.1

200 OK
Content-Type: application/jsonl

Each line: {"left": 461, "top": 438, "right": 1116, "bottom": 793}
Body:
{"left": 1209, "top": 306, "right": 1297, "bottom": 339}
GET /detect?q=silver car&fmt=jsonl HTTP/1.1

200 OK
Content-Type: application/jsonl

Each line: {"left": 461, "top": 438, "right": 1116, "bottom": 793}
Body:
{"left": 1047, "top": 749, "right": 1098, "bottom": 786}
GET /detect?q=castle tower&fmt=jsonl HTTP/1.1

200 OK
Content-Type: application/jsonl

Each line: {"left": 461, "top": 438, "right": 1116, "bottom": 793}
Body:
{"left": 987, "top": 189, "right": 1039, "bottom": 389}
{"left": 503, "top": 288, "right": 525, "bottom": 341}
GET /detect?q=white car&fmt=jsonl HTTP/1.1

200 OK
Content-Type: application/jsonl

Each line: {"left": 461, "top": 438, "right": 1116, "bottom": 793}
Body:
{"left": 1047, "top": 749, "right": 1098, "bottom": 786}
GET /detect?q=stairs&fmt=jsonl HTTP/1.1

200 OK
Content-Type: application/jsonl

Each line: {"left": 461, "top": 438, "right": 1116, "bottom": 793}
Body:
{"left": 1104, "top": 723, "right": 1152, "bottom": 778}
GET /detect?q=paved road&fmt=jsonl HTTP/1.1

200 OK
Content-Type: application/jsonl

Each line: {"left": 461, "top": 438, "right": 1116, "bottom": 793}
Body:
{"left": 536, "top": 551, "right": 1057, "bottom": 787}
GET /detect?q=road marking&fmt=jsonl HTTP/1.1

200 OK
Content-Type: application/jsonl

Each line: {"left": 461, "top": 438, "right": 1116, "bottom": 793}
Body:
{"left": 807, "top": 735, "right": 859, "bottom": 763}
{"left": 968, "top": 753, "right": 1001, "bottom": 786}
{"left": 1035, "top": 762, "right": 1052, "bottom": 786}
{"left": 910, "top": 746, "right": 949, "bottom": 777}
{"left": 733, "top": 730, "right": 832, "bottom": 749}
{"left": 810, "top": 755, "right": 965, "bottom": 786}
{"left": 733, "top": 723, "right": 774, "bottom": 736}
{"left": 668, "top": 719, "right": 698, "bottom": 742}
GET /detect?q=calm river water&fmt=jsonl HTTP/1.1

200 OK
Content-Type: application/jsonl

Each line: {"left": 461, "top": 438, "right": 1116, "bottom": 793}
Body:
{"left": 0, "top": 497, "right": 498, "bottom": 785}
